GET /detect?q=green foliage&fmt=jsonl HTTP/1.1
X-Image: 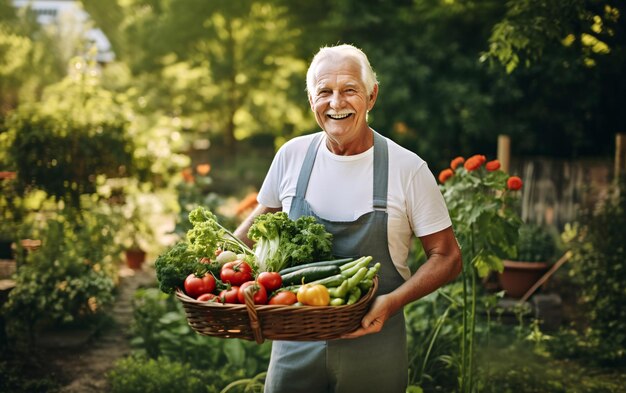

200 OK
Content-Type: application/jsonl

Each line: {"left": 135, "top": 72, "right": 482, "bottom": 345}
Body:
{"left": 0, "top": 358, "right": 60, "bottom": 393}
{"left": 107, "top": 355, "right": 210, "bottom": 393}
{"left": 439, "top": 157, "right": 522, "bottom": 277}
{"left": 126, "top": 287, "right": 271, "bottom": 389}
{"left": 476, "top": 343, "right": 626, "bottom": 393}
{"left": 3, "top": 208, "right": 119, "bottom": 336}
{"left": 6, "top": 111, "right": 133, "bottom": 208}
{"left": 556, "top": 178, "right": 626, "bottom": 365}
{"left": 515, "top": 222, "right": 559, "bottom": 262}
{"left": 0, "top": 173, "right": 23, "bottom": 241}
{"left": 404, "top": 287, "right": 460, "bottom": 392}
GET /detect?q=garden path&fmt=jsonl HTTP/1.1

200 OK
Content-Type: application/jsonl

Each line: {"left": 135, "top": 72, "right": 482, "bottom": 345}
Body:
{"left": 49, "top": 266, "right": 156, "bottom": 393}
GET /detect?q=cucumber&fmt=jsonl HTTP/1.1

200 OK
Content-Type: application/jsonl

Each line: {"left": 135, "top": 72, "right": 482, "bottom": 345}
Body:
{"left": 278, "top": 258, "right": 353, "bottom": 275}
{"left": 309, "top": 273, "right": 346, "bottom": 287}
{"left": 280, "top": 265, "right": 341, "bottom": 286}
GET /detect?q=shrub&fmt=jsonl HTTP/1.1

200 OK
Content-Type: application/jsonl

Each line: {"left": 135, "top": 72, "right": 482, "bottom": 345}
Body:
{"left": 3, "top": 208, "right": 119, "bottom": 338}
{"left": 515, "top": 222, "right": 559, "bottom": 262}
{"left": 557, "top": 177, "right": 626, "bottom": 365}
{"left": 108, "top": 355, "right": 208, "bottom": 393}
{"left": 129, "top": 287, "right": 271, "bottom": 378}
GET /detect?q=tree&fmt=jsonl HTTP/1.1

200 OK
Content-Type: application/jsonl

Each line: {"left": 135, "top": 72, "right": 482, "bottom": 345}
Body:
{"left": 81, "top": 0, "right": 314, "bottom": 152}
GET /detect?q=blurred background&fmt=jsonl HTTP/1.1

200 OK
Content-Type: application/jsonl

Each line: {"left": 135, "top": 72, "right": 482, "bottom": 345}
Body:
{"left": 1, "top": 1, "right": 625, "bottom": 392}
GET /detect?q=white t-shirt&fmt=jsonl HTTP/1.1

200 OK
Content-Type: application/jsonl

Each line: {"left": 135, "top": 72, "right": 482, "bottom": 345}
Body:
{"left": 257, "top": 132, "right": 452, "bottom": 280}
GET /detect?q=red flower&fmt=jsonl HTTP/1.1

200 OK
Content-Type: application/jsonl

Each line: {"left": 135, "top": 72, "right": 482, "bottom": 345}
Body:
{"left": 464, "top": 154, "right": 486, "bottom": 171}
{"left": 507, "top": 176, "right": 523, "bottom": 191}
{"left": 485, "top": 160, "right": 501, "bottom": 171}
{"left": 450, "top": 156, "right": 465, "bottom": 170}
{"left": 438, "top": 168, "right": 454, "bottom": 184}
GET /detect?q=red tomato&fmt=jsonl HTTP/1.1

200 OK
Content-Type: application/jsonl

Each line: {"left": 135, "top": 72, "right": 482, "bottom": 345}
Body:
{"left": 268, "top": 291, "right": 297, "bottom": 306}
{"left": 197, "top": 293, "right": 218, "bottom": 302}
{"left": 257, "top": 272, "right": 282, "bottom": 292}
{"left": 219, "top": 286, "right": 240, "bottom": 304}
{"left": 220, "top": 260, "right": 253, "bottom": 286}
{"left": 238, "top": 281, "right": 268, "bottom": 305}
{"left": 184, "top": 273, "right": 216, "bottom": 298}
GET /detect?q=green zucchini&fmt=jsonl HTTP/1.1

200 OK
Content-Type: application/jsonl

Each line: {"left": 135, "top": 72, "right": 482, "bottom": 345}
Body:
{"left": 278, "top": 258, "right": 353, "bottom": 275}
{"left": 280, "top": 265, "right": 341, "bottom": 286}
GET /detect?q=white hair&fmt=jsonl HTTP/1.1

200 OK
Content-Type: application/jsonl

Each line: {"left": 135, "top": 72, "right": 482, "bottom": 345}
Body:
{"left": 306, "top": 44, "right": 378, "bottom": 97}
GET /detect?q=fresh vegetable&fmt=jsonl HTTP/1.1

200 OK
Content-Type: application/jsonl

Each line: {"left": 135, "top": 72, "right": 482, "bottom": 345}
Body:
{"left": 238, "top": 281, "right": 268, "bottom": 305}
{"left": 219, "top": 286, "right": 240, "bottom": 304}
{"left": 341, "top": 256, "right": 372, "bottom": 278}
{"left": 155, "top": 242, "right": 210, "bottom": 294}
{"left": 346, "top": 287, "right": 362, "bottom": 305}
{"left": 155, "top": 207, "right": 255, "bottom": 294}
{"left": 280, "top": 265, "right": 341, "bottom": 286}
{"left": 197, "top": 293, "right": 218, "bottom": 302}
{"left": 358, "top": 279, "right": 374, "bottom": 292}
{"left": 257, "top": 272, "right": 283, "bottom": 292}
{"left": 183, "top": 273, "right": 216, "bottom": 298}
{"left": 247, "top": 212, "right": 333, "bottom": 272}
{"left": 187, "top": 207, "right": 254, "bottom": 259}
{"left": 365, "top": 263, "right": 381, "bottom": 280}
{"left": 309, "top": 273, "right": 345, "bottom": 288}
{"left": 220, "top": 261, "right": 254, "bottom": 286}
{"left": 328, "top": 280, "right": 350, "bottom": 299}
{"left": 268, "top": 290, "right": 298, "bottom": 305}
{"left": 215, "top": 250, "right": 238, "bottom": 265}
{"left": 346, "top": 267, "right": 368, "bottom": 291}
{"left": 297, "top": 283, "right": 330, "bottom": 306}
{"left": 330, "top": 298, "right": 345, "bottom": 306}
{"left": 278, "top": 258, "right": 353, "bottom": 275}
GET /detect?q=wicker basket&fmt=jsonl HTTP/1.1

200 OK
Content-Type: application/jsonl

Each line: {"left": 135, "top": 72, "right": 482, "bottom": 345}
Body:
{"left": 175, "top": 278, "right": 378, "bottom": 344}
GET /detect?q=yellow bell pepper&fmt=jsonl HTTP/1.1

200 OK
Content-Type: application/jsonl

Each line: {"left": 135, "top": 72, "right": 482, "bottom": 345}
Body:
{"left": 297, "top": 283, "right": 330, "bottom": 306}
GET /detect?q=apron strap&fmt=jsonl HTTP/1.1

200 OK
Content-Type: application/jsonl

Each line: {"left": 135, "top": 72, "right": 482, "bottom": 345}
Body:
{"left": 294, "top": 131, "right": 389, "bottom": 210}
{"left": 373, "top": 132, "right": 389, "bottom": 210}
{"left": 294, "top": 133, "right": 324, "bottom": 199}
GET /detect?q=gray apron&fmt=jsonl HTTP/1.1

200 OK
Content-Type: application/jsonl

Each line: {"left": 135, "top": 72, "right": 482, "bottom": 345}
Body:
{"left": 264, "top": 131, "right": 408, "bottom": 393}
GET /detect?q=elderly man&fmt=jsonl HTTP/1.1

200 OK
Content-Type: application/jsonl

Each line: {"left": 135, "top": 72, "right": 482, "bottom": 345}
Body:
{"left": 235, "top": 44, "right": 462, "bottom": 393}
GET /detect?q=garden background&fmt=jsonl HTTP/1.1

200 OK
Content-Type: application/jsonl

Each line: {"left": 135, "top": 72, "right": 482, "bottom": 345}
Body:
{"left": 1, "top": 0, "right": 626, "bottom": 392}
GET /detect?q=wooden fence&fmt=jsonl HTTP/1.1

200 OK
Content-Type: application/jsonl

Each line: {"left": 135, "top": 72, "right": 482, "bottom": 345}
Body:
{"left": 509, "top": 157, "right": 613, "bottom": 230}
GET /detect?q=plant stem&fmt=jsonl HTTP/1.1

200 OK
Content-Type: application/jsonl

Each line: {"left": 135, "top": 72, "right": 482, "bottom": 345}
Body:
{"left": 460, "top": 255, "right": 468, "bottom": 393}
{"left": 468, "top": 265, "right": 477, "bottom": 393}
{"left": 418, "top": 306, "right": 450, "bottom": 385}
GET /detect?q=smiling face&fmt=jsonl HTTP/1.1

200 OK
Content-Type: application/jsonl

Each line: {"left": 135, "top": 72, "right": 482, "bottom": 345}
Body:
{"left": 308, "top": 55, "right": 378, "bottom": 155}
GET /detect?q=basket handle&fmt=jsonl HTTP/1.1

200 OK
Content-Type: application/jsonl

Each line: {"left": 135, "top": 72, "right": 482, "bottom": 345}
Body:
{"left": 243, "top": 284, "right": 265, "bottom": 344}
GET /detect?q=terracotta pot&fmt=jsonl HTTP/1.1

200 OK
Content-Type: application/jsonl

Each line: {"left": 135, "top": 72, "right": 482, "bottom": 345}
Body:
{"left": 125, "top": 249, "right": 146, "bottom": 270}
{"left": 498, "top": 260, "right": 550, "bottom": 298}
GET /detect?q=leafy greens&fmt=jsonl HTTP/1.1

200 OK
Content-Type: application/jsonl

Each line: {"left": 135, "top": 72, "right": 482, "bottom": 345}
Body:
{"left": 247, "top": 212, "right": 333, "bottom": 272}
{"left": 155, "top": 206, "right": 253, "bottom": 293}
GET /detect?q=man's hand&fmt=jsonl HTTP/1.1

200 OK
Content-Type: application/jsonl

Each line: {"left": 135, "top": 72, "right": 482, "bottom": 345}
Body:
{"left": 340, "top": 294, "right": 398, "bottom": 339}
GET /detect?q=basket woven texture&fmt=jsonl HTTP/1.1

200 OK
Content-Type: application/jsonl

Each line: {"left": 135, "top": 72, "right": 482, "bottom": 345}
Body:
{"left": 176, "top": 278, "right": 378, "bottom": 344}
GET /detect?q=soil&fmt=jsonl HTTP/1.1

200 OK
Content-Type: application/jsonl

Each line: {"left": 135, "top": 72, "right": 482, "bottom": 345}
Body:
{"left": 43, "top": 266, "right": 157, "bottom": 393}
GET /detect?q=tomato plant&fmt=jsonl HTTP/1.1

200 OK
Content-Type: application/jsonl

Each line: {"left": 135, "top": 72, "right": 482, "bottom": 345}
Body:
{"left": 219, "top": 286, "right": 240, "bottom": 304}
{"left": 268, "top": 291, "right": 297, "bottom": 305}
{"left": 238, "top": 281, "right": 268, "bottom": 305}
{"left": 220, "top": 260, "right": 253, "bottom": 286}
{"left": 184, "top": 273, "right": 216, "bottom": 298}
{"left": 257, "top": 272, "right": 282, "bottom": 292}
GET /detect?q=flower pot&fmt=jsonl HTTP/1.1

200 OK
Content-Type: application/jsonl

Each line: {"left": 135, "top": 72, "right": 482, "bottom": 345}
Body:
{"left": 125, "top": 249, "right": 146, "bottom": 270}
{"left": 498, "top": 260, "right": 550, "bottom": 299}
